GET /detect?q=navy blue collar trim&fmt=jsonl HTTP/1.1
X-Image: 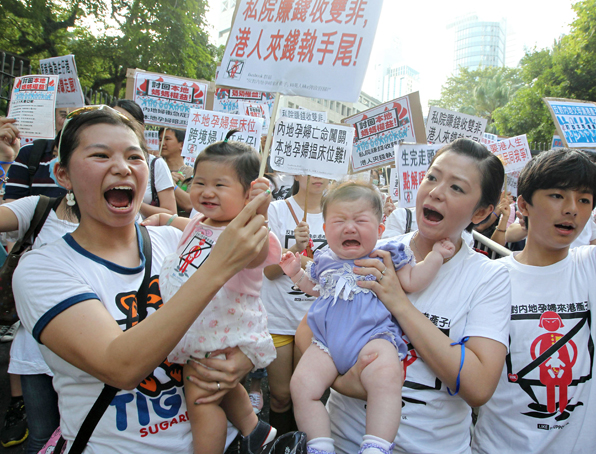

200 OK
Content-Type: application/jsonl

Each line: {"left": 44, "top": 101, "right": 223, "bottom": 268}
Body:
{"left": 62, "top": 224, "right": 145, "bottom": 275}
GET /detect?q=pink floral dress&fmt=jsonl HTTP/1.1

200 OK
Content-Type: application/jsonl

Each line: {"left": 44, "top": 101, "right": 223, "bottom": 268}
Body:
{"left": 160, "top": 216, "right": 280, "bottom": 369}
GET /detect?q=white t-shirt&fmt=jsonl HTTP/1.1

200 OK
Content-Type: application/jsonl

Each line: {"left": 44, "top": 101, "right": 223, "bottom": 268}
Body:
{"left": 143, "top": 155, "right": 174, "bottom": 205}
{"left": 472, "top": 247, "right": 596, "bottom": 454}
{"left": 328, "top": 232, "right": 511, "bottom": 454}
{"left": 5, "top": 196, "right": 78, "bottom": 375}
{"left": 14, "top": 225, "right": 227, "bottom": 454}
{"left": 261, "top": 197, "right": 327, "bottom": 335}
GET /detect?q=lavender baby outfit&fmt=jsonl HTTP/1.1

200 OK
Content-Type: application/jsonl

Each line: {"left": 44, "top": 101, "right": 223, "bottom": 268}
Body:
{"left": 306, "top": 240, "right": 410, "bottom": 374}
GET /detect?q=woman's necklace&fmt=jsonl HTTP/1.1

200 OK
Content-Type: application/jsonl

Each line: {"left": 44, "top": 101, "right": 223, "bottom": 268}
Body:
{"left": 411, "top": 232, "right": 454, "bottom": 264}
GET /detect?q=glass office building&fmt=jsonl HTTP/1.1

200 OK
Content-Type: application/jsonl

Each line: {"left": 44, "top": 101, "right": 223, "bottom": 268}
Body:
{"left": 452, "top": 15, "right": 507, "bottom": 72}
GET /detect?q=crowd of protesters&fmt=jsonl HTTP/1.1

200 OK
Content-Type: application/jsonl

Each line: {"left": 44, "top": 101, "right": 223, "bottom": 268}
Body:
{"left": 0, "top": 99, "right": 595, "bottom": 454}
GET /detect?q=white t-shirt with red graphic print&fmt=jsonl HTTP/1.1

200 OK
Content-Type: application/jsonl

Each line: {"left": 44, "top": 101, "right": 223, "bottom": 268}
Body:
{"left": 473, "top": 246, "right": 596, "bottom": 454}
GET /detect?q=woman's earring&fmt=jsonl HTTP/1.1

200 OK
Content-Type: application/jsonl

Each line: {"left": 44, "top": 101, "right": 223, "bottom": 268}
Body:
{"left": 66, "top": 191, "right": 76, "bottom": 207}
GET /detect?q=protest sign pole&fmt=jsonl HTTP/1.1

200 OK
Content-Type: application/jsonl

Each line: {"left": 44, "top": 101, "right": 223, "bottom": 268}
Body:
{"left": 302, "top": 175, "right": 311, "bottom": 222}
{"left": 159, "top": 128, "right": 167, "bottom": 156}
{"left": 258, "top": 93, "right": 281, "bottom": 178}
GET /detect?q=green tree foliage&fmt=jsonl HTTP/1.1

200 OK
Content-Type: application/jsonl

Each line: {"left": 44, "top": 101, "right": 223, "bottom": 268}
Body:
{"left": 494, "top": 0, "right": 596, "bottom": 143}
{"left": 1, "top": 0, "right": 219, "bottom": 97}
{"left": 430, "top": 66, "right": 522, "bottom": 133}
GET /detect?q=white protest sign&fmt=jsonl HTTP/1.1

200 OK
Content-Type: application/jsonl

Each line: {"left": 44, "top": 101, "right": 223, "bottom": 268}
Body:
{"left": 481, "top": 132, "right": 498, "bottom": 146}
{"left": 544, "top": 98, "right": 596, "bottom": 148}
{"left": 217, "top": 1, "right": 382, "bottom": 102}
{"left": 551, "top": 135, "right": 564, "bottom": 149}
{"left": 279, "top": 107, "right": 327, "bottom": 123}
{"left": 270, "top": 118, "right": 354, "bottom": 179}
{"left": 144, "top": 130, "right": 160, "bottom": 152}
{"left": 133, "top": 72, "right": 208, "bottom": 128}
{"left": 395, "top": 143, "right": 443, "bottom": 208}
{"left": 506, "top": 170, "right": 521, "bottom": 197}
{"left": 8, "top": 75, "right": 58, "bottom": 139}
{"left": 181, "top": 110, "right": 263, "bottom": 167}
{"left": 486, "top": 134, "right": 532, "bottom": 173}
{"left": 426, "top": 107, "right": 487, "bottom": 144}
{"left": 238, "top": 101, "right": 271, "bottom": 132}
{"left": 344, "top": 93, "right": 426, "bottom": 173}
{"left": 213, "top": 88, "right": 276, "bottom": 116}
{"left": 39, "top": 55, "right": 85, "bottom": 108}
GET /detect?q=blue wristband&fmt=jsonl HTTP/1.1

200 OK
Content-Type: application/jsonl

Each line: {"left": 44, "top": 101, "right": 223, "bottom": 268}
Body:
{"left": 447, "top": 336, "right": 470, "bottom": 396}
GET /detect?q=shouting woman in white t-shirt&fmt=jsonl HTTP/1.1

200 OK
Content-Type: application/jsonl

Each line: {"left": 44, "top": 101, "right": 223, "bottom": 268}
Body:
{"left": 297, "top": 139, "right": 512, "bottom": 454}
{"left": 10, "top": 107, "right": 270, "bottom": 454}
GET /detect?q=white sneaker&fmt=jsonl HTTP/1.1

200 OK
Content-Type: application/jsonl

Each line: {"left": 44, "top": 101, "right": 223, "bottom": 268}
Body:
{"left": 1, "top": 321, "right": 19, "bottom": 343}
{"left": 248, "top": 390, "right": 264, "bottom": 414}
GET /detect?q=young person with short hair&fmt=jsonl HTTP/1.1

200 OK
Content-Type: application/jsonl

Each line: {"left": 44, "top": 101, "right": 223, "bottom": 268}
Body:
{"left": 473, "top": 148, "right": 596, "bottom": 454}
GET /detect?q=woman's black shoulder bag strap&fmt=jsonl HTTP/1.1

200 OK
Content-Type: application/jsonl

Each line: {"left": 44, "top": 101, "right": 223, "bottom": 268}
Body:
{"left": 55, "top": 225, "right": 153, "bottom": 454}
{"left": 405, "top": 208, "right": 413, "bottom": 234}
{"left": 149, "top": 157, "right": 160, "bottom": 206}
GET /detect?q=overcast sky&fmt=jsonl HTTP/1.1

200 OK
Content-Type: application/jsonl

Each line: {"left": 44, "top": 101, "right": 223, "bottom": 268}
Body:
{"left": 205, "top": 0, "right": 578, "bottom": 110}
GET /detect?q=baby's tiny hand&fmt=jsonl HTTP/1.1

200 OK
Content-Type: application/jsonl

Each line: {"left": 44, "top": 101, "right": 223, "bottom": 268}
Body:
{"left": 249, "top": 177, "right": 272, "bottom": 216}
{"left": 433, "top": 238, "right": 456, "bottom": 259}
{"left": 279, "top": 251, "right": 302, "bottom": 278}
{"left": 141, "top": 213, "right": 162, "bottom": 227}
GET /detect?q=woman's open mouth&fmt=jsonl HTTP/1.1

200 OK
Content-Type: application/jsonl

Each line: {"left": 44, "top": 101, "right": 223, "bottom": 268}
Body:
{"left": 423, "top": 207, "right": 444, "bottom": 223}
{"left": 104, "top": 186, "right": 134, "bottom": 210}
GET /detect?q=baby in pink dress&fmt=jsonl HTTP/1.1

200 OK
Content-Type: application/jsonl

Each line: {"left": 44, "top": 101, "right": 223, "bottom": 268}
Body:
{"left": 144, "top": 132, "right": 279, "bottom": 454}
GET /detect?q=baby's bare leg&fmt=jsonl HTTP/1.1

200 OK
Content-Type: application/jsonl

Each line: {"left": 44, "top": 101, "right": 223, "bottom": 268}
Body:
{"left": 290, "top": 344, "right": 338, "bottom": 440}
{"left": 183, "top": 362, "right": 227, "bottom": 454}
{"left": 220, "top": 383, "right": 259, "bottom": 436}
{"left": 359, "top": 339, "right": 403, "bottom": 441}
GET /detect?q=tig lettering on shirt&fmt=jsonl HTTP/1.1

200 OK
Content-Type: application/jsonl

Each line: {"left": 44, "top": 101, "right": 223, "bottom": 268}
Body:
{"left": 112, "top": 275, "right": 186, "bottom": 434}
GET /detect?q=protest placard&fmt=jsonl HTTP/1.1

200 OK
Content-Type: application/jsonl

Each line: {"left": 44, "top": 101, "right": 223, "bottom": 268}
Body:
{"left": 39, "top": 55, "right": 85, "bottom": 108}
{"left": 344, "top": 92, "right": 426, "bottom": 173}
{"left": 144, "top": 129, "right": 160, "bottom": 152}
{"left": 426, "top": 107, "right": 487, "bottom": 144}
{"left": 213, "top": 87, "right": 276, "bottom": 117}
{"left": 481, "top": 132, "right": 498, "bottom": 146}
{"left": 395, "top": 143, "right": 443, "bottom": 208}
{"left": 544, "top": 97, "right": 596, "bottom": 148}
{"left": 181, "top": 109, "right": 263, "bottom": 167}
{"left": 551, "top": 135, "right": 563, "bottom": 149}
{"left": 129, "top": 70, "right": 208, "bottom": 129}
{"left": 8, "top": 75, "right": 58, "bottom": 139}
{"left": 486, "top": 134, "right": 532, "bottom": 173}
{"left": 217, "top": 1, "right": 382, "bottom": 102}
{"left": 270, "top": 118, "right": 354, "bottom": 179}
{"left": 279, "top": 107, "right": 327, "bottom": 123}
{"left": 238, "top": 101, "right": 271, "bottom": 133}
{"left": 506, "top": 170, "right": 521, "bottom": 197}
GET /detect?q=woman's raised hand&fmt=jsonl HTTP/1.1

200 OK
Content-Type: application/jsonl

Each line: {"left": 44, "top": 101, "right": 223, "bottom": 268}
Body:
{"left": 209, "top": 191, "right": 270, "bottom": 277}
{"left": 294, "top": 221, "right": 310, "bottom": 252}
{"left": 0, "top": 118, "right": 20, "bottom": 162}
{"left": 249, "top": 177, "right": 272, "bottom": 217}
